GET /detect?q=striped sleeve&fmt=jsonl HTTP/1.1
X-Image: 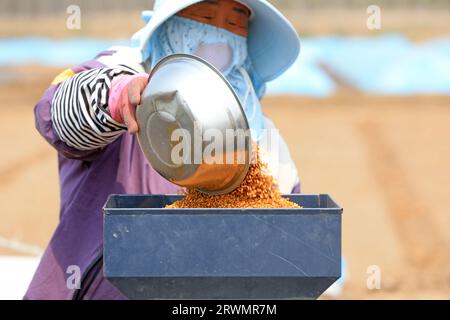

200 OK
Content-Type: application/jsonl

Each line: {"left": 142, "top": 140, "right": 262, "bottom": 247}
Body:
{"left": 51, "top": 66, "right": 137, "bottom": 151}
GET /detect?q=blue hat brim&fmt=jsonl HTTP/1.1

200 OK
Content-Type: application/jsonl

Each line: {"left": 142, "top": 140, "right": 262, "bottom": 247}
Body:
{"left": 240, "top": 0, "right": 300, "bottom": 82}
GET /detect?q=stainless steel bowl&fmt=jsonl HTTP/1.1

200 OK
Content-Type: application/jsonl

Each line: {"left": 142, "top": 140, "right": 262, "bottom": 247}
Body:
{"left": 136, "top": 54, "right": 251, "bottom": 195}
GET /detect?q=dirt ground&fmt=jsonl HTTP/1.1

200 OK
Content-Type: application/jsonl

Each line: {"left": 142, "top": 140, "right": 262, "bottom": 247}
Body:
{"left": 0, "top": 65, "right": 449, "bottom": 299}
{"left": 264, "top": 95, "right": 450, "bottom": 299}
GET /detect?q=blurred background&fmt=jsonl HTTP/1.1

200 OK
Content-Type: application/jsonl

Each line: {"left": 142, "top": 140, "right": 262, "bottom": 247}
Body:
{"left": 0, "top": 0, "right": 449, "bottom": 299}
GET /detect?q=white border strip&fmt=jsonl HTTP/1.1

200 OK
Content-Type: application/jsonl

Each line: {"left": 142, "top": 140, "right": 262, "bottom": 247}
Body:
{"left": 0, "top": 236, "right": 43, "bottom": 256}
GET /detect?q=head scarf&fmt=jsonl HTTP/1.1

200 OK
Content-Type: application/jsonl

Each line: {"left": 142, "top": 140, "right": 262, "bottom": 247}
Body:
{"left": 142, "top": 15, "right": 266, "bottom": 141}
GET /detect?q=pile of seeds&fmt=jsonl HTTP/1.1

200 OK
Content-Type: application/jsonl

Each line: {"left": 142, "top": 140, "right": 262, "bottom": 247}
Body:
{"left": 166, "top": 148, "right": 300, "bottom": 209}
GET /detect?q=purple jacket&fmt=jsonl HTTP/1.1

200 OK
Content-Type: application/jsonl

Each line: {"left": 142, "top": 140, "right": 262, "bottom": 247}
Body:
{"left": 25, "top": 47, "right": 300, "bottom": 300}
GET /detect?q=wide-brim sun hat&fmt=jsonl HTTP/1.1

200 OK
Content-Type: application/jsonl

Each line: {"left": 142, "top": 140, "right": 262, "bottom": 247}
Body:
{"left": 137, "top": 0, "right": 300, "bottom": 82}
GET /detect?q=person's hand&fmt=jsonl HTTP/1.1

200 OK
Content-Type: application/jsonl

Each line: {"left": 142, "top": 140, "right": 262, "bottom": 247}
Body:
{"left": 108, "top": 74, "right": 149, "bottom": 134}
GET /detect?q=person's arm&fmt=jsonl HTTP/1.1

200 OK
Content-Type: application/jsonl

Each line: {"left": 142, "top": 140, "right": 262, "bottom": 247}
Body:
{"left": 51, "top": 66, "right": 135, "bottom": 151}
{"left": 35, "top": 62, "right": 145, "bottom": 160}
{"left": 291, "top": 181, "right": 301, "bottom": 194}
{"left": 259, "top": 117, "right": 301, "bottom": 194}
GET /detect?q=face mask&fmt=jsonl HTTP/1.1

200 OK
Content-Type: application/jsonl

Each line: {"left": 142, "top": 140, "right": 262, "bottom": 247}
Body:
{"left": 193, "top": 42, "right": 233, "bottom": 74}
{"left": 147, "top": 16, "right": 247, "bottom": 75}
{"left": 145, "top": 16, "right": 267, "bottom": 141}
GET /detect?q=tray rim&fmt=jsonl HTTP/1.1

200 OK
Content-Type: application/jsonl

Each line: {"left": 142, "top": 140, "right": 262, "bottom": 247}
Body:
{"left": 102, "top": 194, "right": 343, "bottom": 215}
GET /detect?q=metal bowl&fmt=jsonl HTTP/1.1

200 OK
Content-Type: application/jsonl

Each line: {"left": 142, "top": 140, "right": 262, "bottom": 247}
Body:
{"left": 136, "top": 54, "right": 251, "bottom": 195}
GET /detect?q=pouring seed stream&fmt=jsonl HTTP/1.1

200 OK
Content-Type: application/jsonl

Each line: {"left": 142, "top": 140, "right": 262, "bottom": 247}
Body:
{"left": 167, "top": 146, "right": 300, "bottom": 209}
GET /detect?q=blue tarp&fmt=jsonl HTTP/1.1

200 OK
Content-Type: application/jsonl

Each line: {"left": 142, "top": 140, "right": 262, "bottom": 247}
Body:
{"left": 0, "top": 37, "right": 120, "bottom": 66}
{"left": 1, "top": 35, "right": 450, "bottom": 95}
{"left": 303, "top": 35, "right": 450, "bottom": 95}
{"left": 266, "top": 43, "right": 336, "bottom": 97}
{"left": 267, "top": 35, "right": 450, "bottom": 95}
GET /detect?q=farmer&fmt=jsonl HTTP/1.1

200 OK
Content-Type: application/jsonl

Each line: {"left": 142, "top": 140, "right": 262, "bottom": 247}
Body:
{"left": 27, "top": 0, "right": 301, "bottom": 299}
